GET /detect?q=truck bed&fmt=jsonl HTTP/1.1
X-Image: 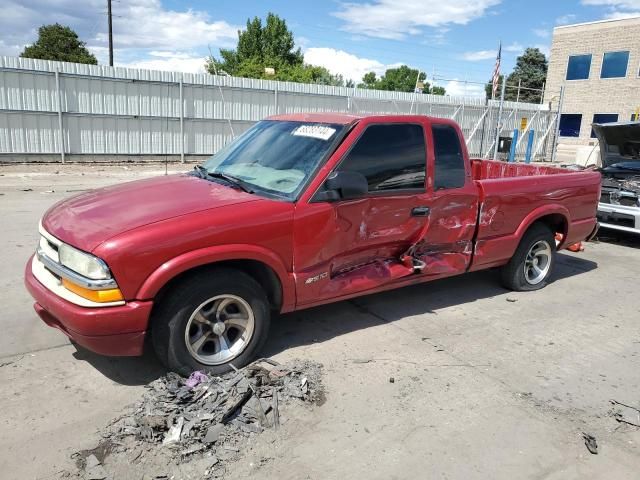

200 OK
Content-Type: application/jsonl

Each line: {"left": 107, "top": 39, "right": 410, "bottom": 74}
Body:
{"left": 471, "top": 159, "right": 567, "bottom": 180}
{"left": 468, "top": 159, "right": 601, "bottom": 271}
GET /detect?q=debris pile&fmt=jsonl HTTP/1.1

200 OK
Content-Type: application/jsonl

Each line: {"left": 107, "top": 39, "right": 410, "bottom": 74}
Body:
{"left": 70, "top": 358, "right": 323, "bottom": 479}
{"left": 609, "top": 399, "right": 640, "bottom": 428}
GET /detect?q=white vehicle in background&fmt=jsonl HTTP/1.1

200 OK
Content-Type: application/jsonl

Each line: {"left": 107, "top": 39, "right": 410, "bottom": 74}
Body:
{"left": 593, "top": 122, "right": 640, "bottom": 234}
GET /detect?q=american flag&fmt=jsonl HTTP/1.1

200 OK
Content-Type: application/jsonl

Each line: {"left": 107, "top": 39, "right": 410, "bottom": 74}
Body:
{"left": 491, "top": 42, "right": 502, "bottom": 99}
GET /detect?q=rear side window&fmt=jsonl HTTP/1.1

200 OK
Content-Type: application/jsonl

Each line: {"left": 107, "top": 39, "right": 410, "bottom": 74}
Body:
{"left": 432, "top": 124, "right": 465, "bottom": 189}
{"left": 339, "top": 124, "right": 426, "bottom": 192}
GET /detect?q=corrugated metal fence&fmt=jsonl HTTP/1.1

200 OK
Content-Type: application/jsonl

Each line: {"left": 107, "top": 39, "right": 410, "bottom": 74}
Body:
{"left": 0, "top": 56, "right": 557, "bottom": 162}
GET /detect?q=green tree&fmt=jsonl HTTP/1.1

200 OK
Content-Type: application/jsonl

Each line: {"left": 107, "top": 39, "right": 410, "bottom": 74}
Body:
{"left": 358, "top": 65, "right": 445, "bottom": 95}
{"left": 485, "top": 48, "right": 547, "bottom": 103}
{"left": 20, "top": 24, "right": 97, "bottom": 64}
{"left": 206, "top": 13, "right": 343, "bottom": 86}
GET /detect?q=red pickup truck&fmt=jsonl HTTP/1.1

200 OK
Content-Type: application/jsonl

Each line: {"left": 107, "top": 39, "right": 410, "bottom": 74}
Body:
{"left": 25, "top": 114, "right": 601, "bottom": 374}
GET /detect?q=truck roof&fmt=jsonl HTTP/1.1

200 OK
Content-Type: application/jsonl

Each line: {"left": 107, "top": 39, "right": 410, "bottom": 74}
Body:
{"left": 267, "top": 113, "right": 362, "bottom": 124}
{"left": 266, "top": 113, "right": 463, "bottom": 127}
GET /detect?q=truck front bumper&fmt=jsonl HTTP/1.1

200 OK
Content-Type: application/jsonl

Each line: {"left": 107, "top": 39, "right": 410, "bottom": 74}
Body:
{"left": 597, "top": 202, "right": 640, "bottom": 235}
{"left": 24, "top": 256, "right": 153, "bottom": 356}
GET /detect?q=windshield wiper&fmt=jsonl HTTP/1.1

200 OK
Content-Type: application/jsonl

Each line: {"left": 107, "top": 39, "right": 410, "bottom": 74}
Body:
{"left": 193, "top": 165, "right": 208, "bottom": 178}
{"left": 192, "top": 165, "right": 254, "bottom": 193}
{"left": 206, "top": 171, "right": 255, "bottom": 194}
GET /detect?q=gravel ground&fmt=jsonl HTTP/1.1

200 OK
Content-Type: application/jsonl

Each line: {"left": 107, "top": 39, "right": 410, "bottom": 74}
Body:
{"left": 0, "top": 164, "right": 639, "bottom": 480}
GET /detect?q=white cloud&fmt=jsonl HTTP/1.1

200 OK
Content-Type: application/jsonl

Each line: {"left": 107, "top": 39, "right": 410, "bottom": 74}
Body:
{"left": 461, "top": 41, "right": 523, "bottom": 61}
{"left": 504, "top": 42, "right": 524, "bottom": 53}
{"left": 532, "top": 28, "right": 550, "bottom": 38}
{"left": 94, "top": 0, "right": 238, "bottom": 51}
{"left": 534, "top": 44, "right": 551, "bottom": 57}
{"left": 118, "top": 51, "right": 208, "bottom": 73}
{"left": 443, "top": 79, "right": 486, "bottom": 97}
{"left": 0, "top": 0, "right": 238, "bottom": 72}
{"left": 581, "top": 0, "right": 640, "bottom": 7}
{"left": 333, "top": 0, "right": 501, "bottom": 40}
{"left": 461, "top": 50, "right": 497, "bottom": 61}
{"left": 304, "top": 47, "right": 392, "bottom": 82}
{"left": 581, "top": 0, "right": 640, "bottom": 18}
{"left": 556, "top": 14, "right": 578, "bottom": 25}
{"left": 603, "top": 10, "right": 640, "bottom": 17}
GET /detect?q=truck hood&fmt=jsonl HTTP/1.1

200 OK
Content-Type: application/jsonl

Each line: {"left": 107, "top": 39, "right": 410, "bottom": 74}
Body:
{"left": 42, "top": 174, "right": 259, "bottom": 251}
{"left": 593, "top": 122, "right": 640, "bottom": 169}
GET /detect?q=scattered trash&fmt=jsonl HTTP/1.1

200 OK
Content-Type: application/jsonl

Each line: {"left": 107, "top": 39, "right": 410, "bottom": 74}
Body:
{"left": 609, "top": 400, "right": 640, "bottom": 428}
{"left": 84, "top": 454, "right": 108, "bottom": 479}
{"left": 66, "top": 358, "right": 323, "bottom": 479}
{"left": 389, "top": 377, "right": 395, "bottom": 383}
{"left": 582, "top": 433, "right": 598, "bottom": 455}
{"left": 352, "top": 358, "right": 373, "bottom": 364}
{"left": 506, "top": 297, "right": 517, "bottom": 303}
{"left": 185, "top": 370, "right": 209, "bottom": 388}
{"left": 21, "top": 188, "right": 33, "bottom": 192}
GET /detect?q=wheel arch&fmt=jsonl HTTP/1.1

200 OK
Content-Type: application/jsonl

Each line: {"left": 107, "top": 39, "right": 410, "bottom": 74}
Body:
{"left": 515, "top": 206, "right": 569, "bottom": 248}
{"left": 137, "top": 245, "right": 294, "bottom": 313}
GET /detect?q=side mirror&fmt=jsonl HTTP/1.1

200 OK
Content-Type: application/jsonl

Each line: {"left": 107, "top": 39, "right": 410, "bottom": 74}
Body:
{"left": 315, "top": 171, "right": 368, "bottom": 202}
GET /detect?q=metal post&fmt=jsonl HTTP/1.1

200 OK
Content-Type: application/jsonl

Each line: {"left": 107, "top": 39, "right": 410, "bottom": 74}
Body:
{"left": 514, "top": 79, "right": 521, "bottom": 134}
{"left": 539, "top": 82, "right": 546, "bottom": 104}
{"left": 492, "top": 79, "right": 507, "bottom": 160}
{"left": 525, "top": 129, "right": 534, "bottom": 164}
{"left": 107, "top": 0, "right": 114, "bottom": 67}
{"left": 179, "top": 76, "right": 184, "bottom": 163}
{"left": 479, "top": 99, "right": 489, "bottom": 155}
{"left": 550, "top": 86, "right": 565, "bottom": 163}
{"left": 54, "top": 68, "right": 65, "bottom": 164}
{"left": 274, "top": 87, "right": 278, "bottom": 115}
{"left": 508, "top": 129, "right": 518, "bottom": 162}
{"left": 466, "top": 106, "right": 489, "bottom": 146}
{"left": 514, "top": 109, "right": 540, "bottom": 150}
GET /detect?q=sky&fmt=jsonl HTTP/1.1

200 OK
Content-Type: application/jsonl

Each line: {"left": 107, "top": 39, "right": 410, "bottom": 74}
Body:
{"left": 1, "top": 0, "right": 639, "bottom": 97}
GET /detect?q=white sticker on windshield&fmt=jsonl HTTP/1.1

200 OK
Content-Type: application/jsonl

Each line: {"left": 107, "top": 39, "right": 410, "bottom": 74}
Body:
{"left": 292, "top": 125, "right": 336, "bottom": 141}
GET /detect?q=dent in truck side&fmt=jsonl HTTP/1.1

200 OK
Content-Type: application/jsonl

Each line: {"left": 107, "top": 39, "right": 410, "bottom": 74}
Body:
{"left": 292, "top": 116, "right": 480, "bottom": 306}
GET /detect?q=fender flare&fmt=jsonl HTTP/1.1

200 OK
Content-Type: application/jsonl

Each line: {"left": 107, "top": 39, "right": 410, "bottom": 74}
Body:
{"left": 136, "top": 244, "right": 295, "bottom": 310}
{"left": 514, "top": 204, "right": 570, "bottom": 246}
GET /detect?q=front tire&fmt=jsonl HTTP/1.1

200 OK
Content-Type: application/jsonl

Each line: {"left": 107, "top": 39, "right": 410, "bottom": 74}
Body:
{"left": 151, "top": 268, "right": 271, "bottom": 376}
{"left": 500, "top": 223, "right": 556, "bottom": 291}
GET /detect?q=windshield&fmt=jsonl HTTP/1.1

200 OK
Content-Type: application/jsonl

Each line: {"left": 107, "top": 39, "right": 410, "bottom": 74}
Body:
{"left": 203, "top": 120, "right": 346, "bottom": 199}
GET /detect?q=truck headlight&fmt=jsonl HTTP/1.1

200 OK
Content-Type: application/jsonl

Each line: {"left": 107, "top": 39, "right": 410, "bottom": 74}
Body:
{"left": 58, "top": 243, "right": 111, "bottom": 280}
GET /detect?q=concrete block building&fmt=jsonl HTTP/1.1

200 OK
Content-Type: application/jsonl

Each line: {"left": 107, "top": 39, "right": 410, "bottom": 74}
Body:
{"left": 544, "top": 16, "right": 640, "bottom": 163}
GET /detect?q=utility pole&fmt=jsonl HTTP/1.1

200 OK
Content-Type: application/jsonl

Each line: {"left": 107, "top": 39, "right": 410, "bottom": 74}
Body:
{"left": 107, "top": 0, "right": 114, "bottom": 66}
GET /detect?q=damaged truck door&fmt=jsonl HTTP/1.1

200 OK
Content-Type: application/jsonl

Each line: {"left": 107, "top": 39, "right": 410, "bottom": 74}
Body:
{"left": 293, "top": 118, "right": 478, "bottom": 306}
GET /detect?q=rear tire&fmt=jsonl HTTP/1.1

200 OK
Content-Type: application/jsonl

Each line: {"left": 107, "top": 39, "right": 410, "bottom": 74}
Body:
{"left": 151, "top": 268, "right": 271, "bottom": 376}
{"left": 500, "top": 223, "right": 556, "bottom": 291}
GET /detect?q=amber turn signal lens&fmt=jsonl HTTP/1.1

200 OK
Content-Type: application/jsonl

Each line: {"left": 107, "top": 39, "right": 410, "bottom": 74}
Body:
{"left": 62, "top": 279, "right": 124, "bottom": 303}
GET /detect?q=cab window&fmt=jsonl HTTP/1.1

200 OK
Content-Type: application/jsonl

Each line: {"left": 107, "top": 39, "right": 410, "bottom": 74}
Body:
{"left": 338, "top": 123, "right": 426, "bottom": 192}
{"left": 432, "top": 124, "right": 466, "bottom": 189}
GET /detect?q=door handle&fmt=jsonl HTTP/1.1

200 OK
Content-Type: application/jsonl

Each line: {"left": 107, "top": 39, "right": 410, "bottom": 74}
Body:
{"left": 411, "top": 206, "right": 431, "bottom": 217}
